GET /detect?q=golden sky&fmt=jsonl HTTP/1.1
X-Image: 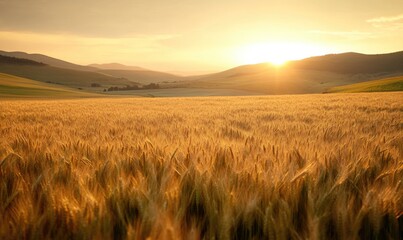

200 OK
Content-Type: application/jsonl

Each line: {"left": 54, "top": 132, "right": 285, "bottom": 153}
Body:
{"left": 0, "top": 0, "right": 402, "bottom": 74}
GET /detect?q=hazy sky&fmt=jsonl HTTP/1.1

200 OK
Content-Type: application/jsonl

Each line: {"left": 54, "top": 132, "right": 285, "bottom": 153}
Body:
{"left": 0, "top": 0, "right": 402, "bottom": 73}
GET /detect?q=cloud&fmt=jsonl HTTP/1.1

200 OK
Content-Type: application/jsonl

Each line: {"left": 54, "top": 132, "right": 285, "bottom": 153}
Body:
{"left": 367, "top": 14, "right": 403, "bottom": 23}
{"left": 367, "top": 14, "right": 403, "bottom": 30}
{"left": 0, "top": 31, "right": 178, "bottom": 49}
{"left": 308, "top": 30, "right": 375, "bottom": 40}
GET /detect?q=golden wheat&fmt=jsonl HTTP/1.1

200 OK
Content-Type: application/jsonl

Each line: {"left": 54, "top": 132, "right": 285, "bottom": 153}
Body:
{"left": 0, "top": 92, "right": 402, "bottom": 239}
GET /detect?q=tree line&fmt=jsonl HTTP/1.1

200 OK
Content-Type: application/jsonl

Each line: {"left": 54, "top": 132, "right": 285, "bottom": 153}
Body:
{"left": 97, "top": 83, "right": 160, "bottom": 92}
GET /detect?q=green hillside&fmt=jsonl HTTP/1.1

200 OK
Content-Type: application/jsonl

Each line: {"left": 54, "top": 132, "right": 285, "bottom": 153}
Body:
{"left": 0, "top": 52, "right": 183, "bottom": 89}
{"left": 0, "top": 73, "right": 97, "bottom": 97}
{"left": 0, "top": 62, "right": 134, "bottom": 91}
{"left": 326, "top": 75, "right": 403, "bottom": 93}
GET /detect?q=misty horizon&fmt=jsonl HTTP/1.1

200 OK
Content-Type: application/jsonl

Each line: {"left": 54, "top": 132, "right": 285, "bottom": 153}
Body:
{"left": 1, "top": 0, "right": 402, "bottom": 74}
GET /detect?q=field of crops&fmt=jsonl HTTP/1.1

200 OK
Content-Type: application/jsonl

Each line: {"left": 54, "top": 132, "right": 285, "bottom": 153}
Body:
{"left": 0, "top": 93, "right": 402, "bottom": 239}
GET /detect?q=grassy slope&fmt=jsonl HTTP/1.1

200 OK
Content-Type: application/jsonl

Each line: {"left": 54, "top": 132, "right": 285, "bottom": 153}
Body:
{"left": 289, "top": 51, "right": 403, "bottom": 74}
{"left": 0, "top": 64, "right": 134, "bottom": 90}
{"left": 0, "top": 73, "right": 98, "bottom": 97}
{"left": 327, "top": 75, "right": 403, "bottom": 93}
{"left": 98, "top": 69, "right": 183, "bottom": 85}
{"left": 179, "top": 65, "right": 378, "bottom": 94}
{"left": 1, "top": 51, "right": 182, "bottom": 85}
{"left": 106, "top": 87, "right": 262, "bottom": 97}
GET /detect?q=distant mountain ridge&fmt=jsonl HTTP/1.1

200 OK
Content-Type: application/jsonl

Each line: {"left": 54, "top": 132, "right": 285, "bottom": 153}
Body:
{"left": 89, "top": 63, "right": 148, "bottom": 71}
{"left": 97, "top": 69, "right": 183, "bottom": 84}
{"left": 2, "top": 50, "right": 402, "bottom": 77}
{"left": 0, "top": 50, "right": 184, "bottom": 85}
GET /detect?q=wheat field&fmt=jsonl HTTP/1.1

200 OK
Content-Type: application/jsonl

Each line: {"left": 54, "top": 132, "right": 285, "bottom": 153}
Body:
{"left": 0, "top": 93, "right": 402, "bottom": 239}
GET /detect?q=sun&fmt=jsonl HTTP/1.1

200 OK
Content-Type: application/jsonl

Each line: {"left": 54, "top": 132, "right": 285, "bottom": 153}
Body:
{"left": 237, "top": 43, "right": 288, "bottom": 66}
{"left": 267, "top": 57, "right": 288, "bottom": 66}
{"left": 236, "top": 42, "right": 327, "bottom": 66}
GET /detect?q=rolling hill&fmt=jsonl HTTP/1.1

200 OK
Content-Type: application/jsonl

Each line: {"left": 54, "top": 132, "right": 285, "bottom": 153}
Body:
{"left": 0, "top": 55, "right": 134, "bottom": 90}
{"left": 0, "top": 51, "right": 184, "bottom": 86}
{"left": 179, "top": 66, "right": 355, "bottom": 94}
{"left": 1, "top": 50, "right": 402, "bottom": 96}
{"left": 0, "top": 50, "right": 97, "bottom": 72}
{"left": 0, "top": 73, "right": 97, "bottom": 97}
{"left": 0, "top": 55, "right": 46, "bottom": 66}
{"left": 326, "top": 75, "right": 403, "bottom": 93}
{"left": 178, "top": 51, "right": 403, "bottom": 94}
{"left": 89, "top": 63, "right": 184, "bottom": 84}
{"left": 289, "top": 51, "right": 403, "bottom": 74}
{"left": 98, "top": 69, "right": 183, "bottom": 84}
